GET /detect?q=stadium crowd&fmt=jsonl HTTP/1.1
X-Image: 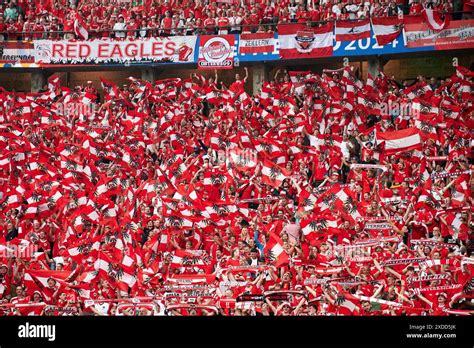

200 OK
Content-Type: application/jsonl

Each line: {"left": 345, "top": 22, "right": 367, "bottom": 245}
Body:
{"left": 0, "top": 64, "right": 473, "bottom": 316}
{"left": 0, "top": 0, "right": 471, "bottom": 40}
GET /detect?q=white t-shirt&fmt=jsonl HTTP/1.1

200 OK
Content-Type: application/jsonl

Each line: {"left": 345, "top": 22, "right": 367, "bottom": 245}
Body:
{"left": 345, "top": 4, "right": 359, "bottom": 19}
{"left": 94, "top": 302, "right": 110, "bottom": 316}
{"left": 229, "top": 16, "right": 242, "bottom": 31}
{"left": 341, "top": 140, "right": 351, "bottom": 160}
{"left": 113, "top": 22, "right": 127, "bottom": 38}
{"left": 288, "top": 4, "right": 298, "bottom": 18}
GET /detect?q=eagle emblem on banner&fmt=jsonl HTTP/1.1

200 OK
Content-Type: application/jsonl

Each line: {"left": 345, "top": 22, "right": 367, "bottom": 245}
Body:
{"left": 295, "top": 31, "right": 315, "bottom": 53}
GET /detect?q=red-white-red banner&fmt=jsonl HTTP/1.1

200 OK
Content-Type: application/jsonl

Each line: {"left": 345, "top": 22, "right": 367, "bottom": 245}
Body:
{"left": 335, "top": 19, "right": 371, "bottom": 42}
{"left": 198, "top": 35, "right": 235, "bottom": 70}
{"left": 238, "top": 32, "right": 276, "bottom": 55}
{"left": 377, "top": 127, "right": 422, "bottom": 154}
{"left": 371, "top": 17, "right": 403, "bottom": 46}
{"left": 278, "top": 23, "right": 333, "bottom": 59}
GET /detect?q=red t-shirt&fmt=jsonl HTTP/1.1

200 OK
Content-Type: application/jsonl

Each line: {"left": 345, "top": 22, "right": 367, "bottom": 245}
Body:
{"left": 204, "top": 18, "right": 216, "bottom": 28}
{"left": 217, "top": 17, "right": 229, "bottom": 28}
{"left": 161, "top": 17, "right": 173, "bottom": 32}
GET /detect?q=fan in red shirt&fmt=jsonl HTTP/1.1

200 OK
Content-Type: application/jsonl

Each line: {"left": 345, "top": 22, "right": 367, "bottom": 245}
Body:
{"left": 203, "top": 12, "right": 216, "bottom": 34}
{"left": 409, "top": 0, "right": 423, "bottom": 14}
{"left": 127, "top": 18, "right": 138, "bottom": 38}
{"left": 160, "top": 11, "right": 174, "bottom": 36}
{"left": 217, "top": 11, "right": 230, "bottom": 35}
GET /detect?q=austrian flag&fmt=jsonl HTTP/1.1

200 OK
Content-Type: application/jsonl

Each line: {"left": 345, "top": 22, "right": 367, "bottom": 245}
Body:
{"left": 171, "top": 249, "right": 209, "bottom": 269}
{"left": 264, "top": 232, "right": 289, "bottom": 268}
{"left": 301, "top": 215, "right": 339, "bottom": 241}
{"left": 94, "top": 253, "right": 136, "bottom": 291}
{"left": 261, "top": 159, "right": 290, "bottom": 188}
{"left": 335, "top": 19, "right": 371, "bottom": 41}
{"left": 371, "top": 17, "right": 403, "bottom": 46}
{"left": 377, "top": 128, "right": 422, "bottom": 154}
{"left": 278, "top": 23, "right": 333, "bottom": 59}
{"left": 289, "top": 71, "right": 312, "bottom": 95}
{"left": 238, "top": 32, "right": 276, "bottom": 54}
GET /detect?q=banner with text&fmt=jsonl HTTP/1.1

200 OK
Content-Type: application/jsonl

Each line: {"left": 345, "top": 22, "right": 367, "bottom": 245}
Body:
{"left": 33, "top": 37, "right": 198, "bottom": 64}
{"left": 198, "top": 35, "right": 235, "bottom": 69}
{"left": 0, "top": 41, "right": 37, "bottom": 67}
{"left": 404, "top": 19, "right": 474, "bottom": 50}
{"left": 235, "top": 32, "right": 279, "bottom": 62}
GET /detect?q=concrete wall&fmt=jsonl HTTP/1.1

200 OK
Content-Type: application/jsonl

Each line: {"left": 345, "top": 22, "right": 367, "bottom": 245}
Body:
{"left": 63, "top": 70, "right": 142, "bottom": 91}
{"left": 382, "top": 55, "right": 474, "bottom": 81}
{"left": 0, "top": 72, "right": 31, "bottom": 92}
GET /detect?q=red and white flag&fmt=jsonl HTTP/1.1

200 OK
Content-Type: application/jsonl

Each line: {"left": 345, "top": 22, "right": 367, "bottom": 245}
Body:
{"left": 456, "top": 66, "right": 474, "bottom": 80}
{"left": 239, "top": 32, "right": 276, "bottom": 54}
{"left": 423, "top": 9, "right": 449, "bottom": 31}
{"left": 371, "top": 17, "right": 403, "bottom": 46}
{"left": 335, "top": 19, "right": 371, "bottom": 41}
{"left": 377, "top": 128, "right": 422, "bottom": 154}
{"left": 171, "top": 249, "right": 209, "bottom": 269}
{"left": 412, "top": 98, "right": 439, "bottom": 118}
{"left": 94, "top": 253, "right": 137, "bottom": 291}
{"left": 227, "top": 148, "right": 257, "bottom": 173}
{"left": 74, "top": 14, "right": 89, "bottom": 40}
{"left": 301, "top": 215, "right": 339, "bottom": 241}
{"left": 264, "top": 232, "right": 289, "bottom": 268}
{"left": 288, "top": 71, "right": 311, "bottom": 95}
{"left": 451, "top": 175, "right": 470, "bottom": 207}
{"left": 404, "top": 81, "right": 433, "bottom": 100}
{"left": 278, "top": 23, "right": 333, "bottom": 59}
{"left": 261, "top": 159, "right": 290, "bottom": 188}
{"left": 442, "top": 213, "right": 469, "bottom": 239}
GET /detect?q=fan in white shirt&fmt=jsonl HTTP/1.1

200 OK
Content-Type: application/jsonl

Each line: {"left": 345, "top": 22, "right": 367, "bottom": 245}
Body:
{"left": 228, "top": 11, "right": 242, "bottom": 33}
{"left": 332, "top": 3, "right": 342, "bottom": 17}
{"left": 113, "top": 17, "right": 127, "bottom": 39}
{"left": 345, "top": 0, "right": 359, "bottom": 19}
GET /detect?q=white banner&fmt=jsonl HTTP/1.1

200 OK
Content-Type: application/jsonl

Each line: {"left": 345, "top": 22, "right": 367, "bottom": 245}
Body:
{"left": 364, "top": 222, "right": 393, "bottom": 230}
{"left": 33, "top": 37, "right": 197, "bottom": 64}
{"left": 350, "top": 163, "right": 388, "bottom": 172}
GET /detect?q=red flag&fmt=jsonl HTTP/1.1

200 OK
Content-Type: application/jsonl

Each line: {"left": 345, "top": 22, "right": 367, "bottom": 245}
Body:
{"left": 300, "top": 214, "right": 339, "bottom": 241}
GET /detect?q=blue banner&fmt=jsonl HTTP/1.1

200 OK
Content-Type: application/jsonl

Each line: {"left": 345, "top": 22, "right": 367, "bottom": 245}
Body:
{"left": 332, "top": 30, "right": 432, "bottom": 57}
